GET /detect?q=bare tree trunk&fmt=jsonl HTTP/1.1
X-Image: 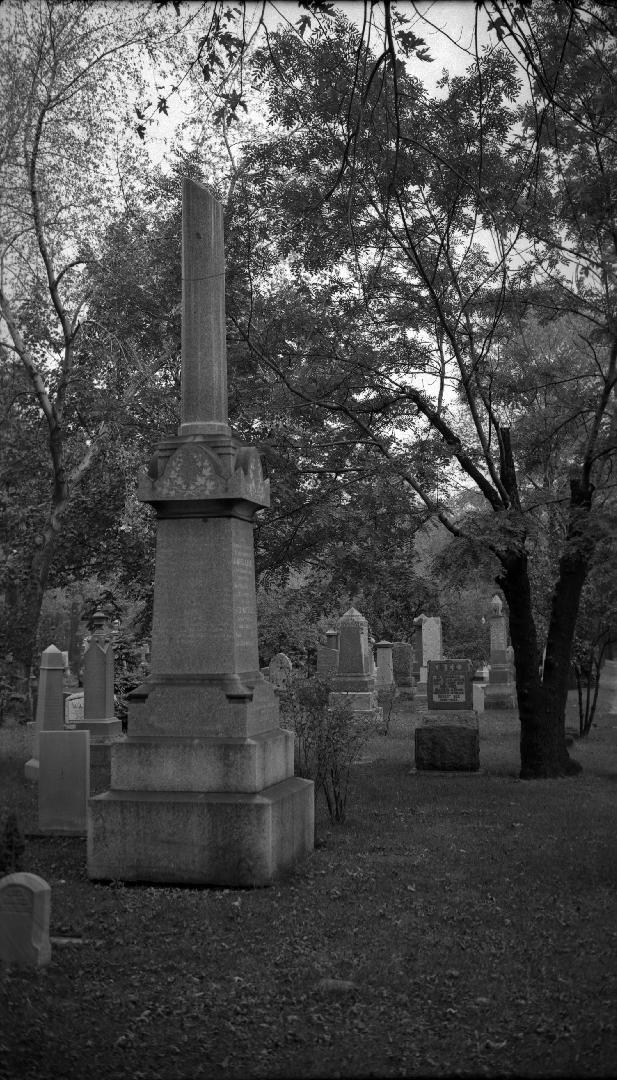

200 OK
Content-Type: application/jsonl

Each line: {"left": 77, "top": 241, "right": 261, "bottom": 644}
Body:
{"left": 1, "top": 529, "right": 59, "bottom": 722}
{"left": 498, "top": 544, "right": 583, "bottom": 778}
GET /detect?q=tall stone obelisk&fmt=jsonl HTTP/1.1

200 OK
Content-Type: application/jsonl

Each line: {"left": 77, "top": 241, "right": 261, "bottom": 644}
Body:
{"left": 87, "top": 180, "right": 314, "bottom": 886}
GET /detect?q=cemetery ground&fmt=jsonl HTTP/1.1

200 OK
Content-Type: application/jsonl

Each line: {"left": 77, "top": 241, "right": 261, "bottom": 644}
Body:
{"left": 1, "top": 696, "right": 616, "bottom": 1080}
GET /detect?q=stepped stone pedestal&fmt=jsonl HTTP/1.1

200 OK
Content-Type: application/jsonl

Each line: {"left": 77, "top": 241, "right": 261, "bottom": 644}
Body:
{"left": 415, "top": 712, "right": 479, "bottom": 771}
{"left": 87, "top": 180, "right": 313, "bottom": 886}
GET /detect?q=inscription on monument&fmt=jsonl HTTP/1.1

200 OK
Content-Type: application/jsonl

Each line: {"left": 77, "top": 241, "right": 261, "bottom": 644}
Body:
{"left": 490, "top": 620, "right": 507, "bottom": 652}
{"left": 427, "top": 659, "right": 473, "bottom": 710}
{"left": 232, "top": 535, "right": 257, "bottom": 651}
{"left": 0, "top": 885, "right": 30, "bottom": 912}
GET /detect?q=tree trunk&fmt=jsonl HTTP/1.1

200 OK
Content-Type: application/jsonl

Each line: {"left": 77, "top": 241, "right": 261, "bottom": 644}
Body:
{"left": 501, "top": 472, "right": 594, "bottom": 777}
{"left": 498, "top": 547, "right": 581, "bottom": 778}
{"left": 1, "top": 532, "right": 58, "bottom": 723}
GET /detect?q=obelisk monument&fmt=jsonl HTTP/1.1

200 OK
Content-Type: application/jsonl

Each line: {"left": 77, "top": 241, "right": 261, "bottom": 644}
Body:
{"left": 87, "top": 179, "right": 314, "bottom": 885}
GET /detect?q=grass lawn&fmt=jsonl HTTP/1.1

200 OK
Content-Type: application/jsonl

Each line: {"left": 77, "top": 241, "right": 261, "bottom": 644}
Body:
{"left": 1, "top": 691, "right": 617, "bottom": 1079}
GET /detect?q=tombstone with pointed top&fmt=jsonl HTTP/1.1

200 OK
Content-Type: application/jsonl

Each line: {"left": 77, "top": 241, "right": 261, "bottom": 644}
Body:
{"left": 25, "top": 645, "right": 66, "bottom": 781}
{"left": 0, "top": 872, "right": 51, "bottom": 968}
{"left": 78, "top": 612, "right": 121, "bottom": 736}
{"left": 329, "top": 607, "right": 382, "bottom": 721}
{"left": 75, "top": 611, "right": 122, "bottom": 792}
{"left": 87, "top": 180, "right": 313, "bottom": 886}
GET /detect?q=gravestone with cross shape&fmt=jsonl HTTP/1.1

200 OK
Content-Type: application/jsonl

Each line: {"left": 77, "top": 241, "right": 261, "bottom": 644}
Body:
{"left": 87, "top": 180, "right": 313, "bottom": 886}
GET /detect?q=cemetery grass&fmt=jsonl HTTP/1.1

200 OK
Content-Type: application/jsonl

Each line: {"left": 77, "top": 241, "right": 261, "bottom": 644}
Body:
{"left": 1, "top": 697, "right": 617, "bottom": 1080}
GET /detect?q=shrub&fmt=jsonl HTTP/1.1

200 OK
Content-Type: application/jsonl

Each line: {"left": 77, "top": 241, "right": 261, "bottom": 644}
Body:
{"left": 280, "top": 675, "right": 377, "bottom": 824}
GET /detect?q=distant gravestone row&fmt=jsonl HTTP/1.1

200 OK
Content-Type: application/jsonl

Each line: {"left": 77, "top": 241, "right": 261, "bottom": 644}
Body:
{"left": 23, "top": 610, "right": 126, "bottom": 835}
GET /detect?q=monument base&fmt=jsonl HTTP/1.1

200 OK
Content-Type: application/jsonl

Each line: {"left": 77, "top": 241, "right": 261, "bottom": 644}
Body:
{"left": 76, "top": 718, "right": 123, "bottom": 739}
{"left": 89, "top": 736, "right": 126, "bottom": 796}
{"left": 415, "top": 712, "right": 479, "bottom": 771}
{"left": 483, "top": 684, "right": 516, "bottom": 709}
{"left": 87, "top": 776, "right": 314, "bottom": 886}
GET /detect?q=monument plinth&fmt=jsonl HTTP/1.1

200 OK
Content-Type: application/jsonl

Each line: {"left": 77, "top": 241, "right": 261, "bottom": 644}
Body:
{"left": 87, "top": 180, "right": 314, "bottom": 886}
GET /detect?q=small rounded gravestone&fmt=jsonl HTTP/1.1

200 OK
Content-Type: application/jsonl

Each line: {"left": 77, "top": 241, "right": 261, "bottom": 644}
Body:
{"left": 0, "top": 872, "right": 51, "bottom": 968}
{"left": 268, "top": 653, "right": 293, "bottom": 690}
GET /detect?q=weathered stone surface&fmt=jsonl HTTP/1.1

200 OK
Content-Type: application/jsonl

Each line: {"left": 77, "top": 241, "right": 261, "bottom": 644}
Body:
{"left": 415, "top": 712, "right": 479, "bottom": 771}
{"left": 485, "top": 594, "right": 516, "bottom": 709}
{"left": 375, "top": 641, "right": 394, "bottom": 687}
{"left": 24, "top": 644, "right": 65, "bottom": 781}
{"left": 316, "top": 645, "right": 338, "bottom": 676}
{"left": 84, "top": 612, "right": 114, "bottom": 719}
{"left": 0, "top": 872, "right": 51, "bottom": 968}
{"left": 64, "top": 692, "right": 84, "bottom": 728}
{"left": 87, "top": 179, "right": 313, "bottom": 886}
{"left": 414, "top": 615, "right": 443, "bottom": 681}
{"left": 127, "top": 675, "right": 278, "bottom": 739}
{"left": 269, "top": 653, "right": 292, "bottom": 690}
{"left": 78, "top": 612, "right": 122, "bottom": 741}
{"left": 150, "top": 516, "right": 260, "bottom": 677}
{"left": 427, "top": 659, "right": 473, "bottom": 710}
{"left": 111, "top": 729, "right": 293, "bottom": 793}
{"left": 392, "top": 642, "right": 413, "bottom": 687}
{"left": 337, "top": 608, "right": 370, "bottom": 676}
{"left": 88, "top": 778, "right": 314, "bottom": 887}
{"left": 39, "top": 730, "right": 90, "bottom": 834}
{"left": 179, "top": 178, "right": 228, "bottom": 436}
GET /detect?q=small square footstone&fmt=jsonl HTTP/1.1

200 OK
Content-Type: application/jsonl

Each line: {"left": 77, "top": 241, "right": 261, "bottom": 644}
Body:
{"left": 415, "top": 711, "right": 479, "bottom": 771}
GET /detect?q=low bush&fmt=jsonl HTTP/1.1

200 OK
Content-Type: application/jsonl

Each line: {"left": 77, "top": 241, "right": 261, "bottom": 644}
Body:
{"left": 280, "top": 675, "right": 377, "bottom": 823}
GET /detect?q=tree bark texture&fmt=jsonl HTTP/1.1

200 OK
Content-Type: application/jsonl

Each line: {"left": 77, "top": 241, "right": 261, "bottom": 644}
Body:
{"left": 498, "top": 473, "right": 594, "bottom": 777}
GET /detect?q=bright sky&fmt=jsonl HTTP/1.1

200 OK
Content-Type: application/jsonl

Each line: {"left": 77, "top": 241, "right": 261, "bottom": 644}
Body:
{"left": 146, "top": 1, "right": 489, "bottom": 163}
{"left": 266, "top": 1, "right": 489, "bottom": 90}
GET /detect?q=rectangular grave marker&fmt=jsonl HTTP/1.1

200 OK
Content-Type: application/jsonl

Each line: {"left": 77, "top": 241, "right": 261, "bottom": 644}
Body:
{"left": 39, "top": 730, "right": 90, "bottom": 834}
{"left": 427, "top": 659, "right": 473, "bottom": 710}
